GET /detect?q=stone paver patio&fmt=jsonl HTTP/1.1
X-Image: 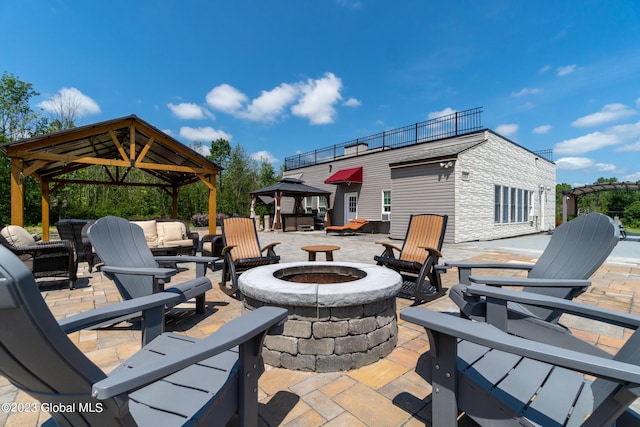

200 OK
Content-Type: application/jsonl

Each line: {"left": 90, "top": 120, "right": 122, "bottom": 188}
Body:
{"left": 1, "top": 229, "right": 639, "bottom": 426}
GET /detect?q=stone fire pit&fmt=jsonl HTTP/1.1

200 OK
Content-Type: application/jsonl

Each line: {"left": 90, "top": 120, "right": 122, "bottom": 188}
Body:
{"left": 239, "top": 262, "right": 402, "bottom": 372}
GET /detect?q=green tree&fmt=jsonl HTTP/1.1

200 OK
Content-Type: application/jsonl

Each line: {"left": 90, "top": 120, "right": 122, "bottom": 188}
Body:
{"left": 0, "top": 72, "right": 50, "bottom": 225}
{"left": 624, "top": 201, "right": 640, "bottom": 228}
{"left": 555, "top": 183, "right": 572, "bottom": 220}
{"left": 218, "top": 145, "right": 257, "bottom": 216}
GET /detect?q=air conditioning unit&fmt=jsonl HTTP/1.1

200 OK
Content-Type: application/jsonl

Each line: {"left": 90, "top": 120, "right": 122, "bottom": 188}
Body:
{"left": 381, "top": 212, "right": 391, "bottom": 222}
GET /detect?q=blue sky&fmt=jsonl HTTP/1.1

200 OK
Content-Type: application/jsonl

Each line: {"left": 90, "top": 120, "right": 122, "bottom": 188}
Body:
{"left": 2, "top": 0, "right": 639, "bottom": 187}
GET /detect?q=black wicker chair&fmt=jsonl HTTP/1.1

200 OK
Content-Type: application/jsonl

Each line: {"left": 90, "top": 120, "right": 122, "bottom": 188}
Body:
{"left": 56, "top": 219, "right": 90, "bottom": 263}
{"left": 0, "top": 225, "right": 78, "bottom": 289}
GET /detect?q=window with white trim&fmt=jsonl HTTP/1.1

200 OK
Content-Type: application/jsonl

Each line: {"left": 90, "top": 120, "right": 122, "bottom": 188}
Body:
{"left": 495, "top": 185, "right": 530, "bottom": 224}
{"left": 304, "top": 196, "right": 313, "bottom": 214}
{"left": 381, "top": 190, "right": 391, "bottom": 221}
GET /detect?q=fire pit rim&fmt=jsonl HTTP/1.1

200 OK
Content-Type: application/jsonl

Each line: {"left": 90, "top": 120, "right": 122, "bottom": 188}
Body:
{"left": 238, "top": 261, "right": 402, "bottom": 307}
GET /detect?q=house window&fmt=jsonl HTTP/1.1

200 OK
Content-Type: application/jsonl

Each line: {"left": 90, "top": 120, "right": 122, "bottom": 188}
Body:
{"left": 495, "top": 185, "right": 531, "bottom": 224}
{"left": 318, "top": 197, "right": 326, "bottom": 215}
{"left": 305, "top": 196, "right": 313, "bottom": 214}
{"left": 382, "top": 190, "right": 391, "bottom": 221}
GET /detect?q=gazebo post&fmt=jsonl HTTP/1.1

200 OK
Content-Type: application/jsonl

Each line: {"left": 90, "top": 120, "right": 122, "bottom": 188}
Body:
{"left": 10, "top": 158, "right": 24, "bottom": 227}
{"left": 324, "top": 194, "right": 331, "bottom": 226}
{"left": 207, "top": 174, "right": 217, "bottom": 235}
{"left": 274, "top": 192, "right": 282, "bottom": 230}
{"left": 41, "top": 180, "right": 51, "bottom": 241}
{"left": 250, "top": 196, "right": 256, "bottom": 218}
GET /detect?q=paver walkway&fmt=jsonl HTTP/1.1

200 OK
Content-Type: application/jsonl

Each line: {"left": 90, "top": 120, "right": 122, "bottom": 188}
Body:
{"left": 1, "top": 229, "right": 639, "bottom": 426}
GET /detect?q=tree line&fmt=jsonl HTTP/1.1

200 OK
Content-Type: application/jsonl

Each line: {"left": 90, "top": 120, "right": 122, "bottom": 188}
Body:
{"left": 0, "top": 71, "right": 280, "bottom": 227}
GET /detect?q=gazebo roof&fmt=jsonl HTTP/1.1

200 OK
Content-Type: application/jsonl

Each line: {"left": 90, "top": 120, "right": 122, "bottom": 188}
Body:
{"left": 0, "top": 114, "right": 221, "bottom": 188}
{"left": 1, "top": 115, "right": 221, "bottom": 236}
{"left": 250, "top": 177, "right": 330, "bottom": 198}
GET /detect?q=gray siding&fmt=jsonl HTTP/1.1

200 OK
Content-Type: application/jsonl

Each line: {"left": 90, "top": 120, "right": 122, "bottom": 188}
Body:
{"left": 389, "top": 164, "right": 455, "bottom": 242}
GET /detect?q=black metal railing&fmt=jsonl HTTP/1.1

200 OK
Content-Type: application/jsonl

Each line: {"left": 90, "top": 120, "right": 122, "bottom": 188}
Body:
{"left": 534, "top": 149, "right": 553, "bottom": 162}
{"left": 284, "top": 107, "right": 484, "bottom": 170}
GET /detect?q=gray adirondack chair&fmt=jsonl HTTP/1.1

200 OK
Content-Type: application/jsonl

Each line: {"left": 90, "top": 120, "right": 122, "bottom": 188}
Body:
{"left": 0, "top": 245, "right": 288, "bottom": 426}
{"left": 401, "top": 290, "right": 640, "bottom": 426}
{"left": 88, "top": 216, "right": 215, "bottom": 314}
{"left": 447, "top": 213, "right": 619, "bottom": 337}
{"left": 374, "top": 214, "right": 448, "bottom": 303}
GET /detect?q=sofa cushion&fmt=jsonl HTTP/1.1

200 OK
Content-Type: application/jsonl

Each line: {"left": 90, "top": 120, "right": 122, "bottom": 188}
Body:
{"left": 1, "top": 225, "right": 37, "bottom": 247}
{"left": 158, "top": 222, "right": 186, "bottom": 243}
{"left": 132, "top": 220, "right": 158, "bottom": 243}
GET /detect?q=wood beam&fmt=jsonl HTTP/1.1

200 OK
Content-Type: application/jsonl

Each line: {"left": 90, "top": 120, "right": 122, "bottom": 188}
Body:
{"left": 3, "top": 120, "right": 133, "bottom": 153}
{"left": 41, "top": 181, "right": 50, "bottom": 241}
{"left": 11, "top": 150, "right": 130, "bottom": 167}
{"left": 109, "top": 129, "right": 129, "bottom": 162}
{"left": 197, "top": 174, "right": 215, "bottom": 190}
{"left": 10, "top": 159, "right": 24, "bottom": 226}
{"left": 208, "top": 173, "right": 217, "bottom": 235}
{"left": 172, "top": 187, "right": 178, "bottom": 218}
{"left": 130, "top": 124, "right": 136, "bottom": 162}
{"left": 23, "top": 159, "right": 49, "bottom": 177}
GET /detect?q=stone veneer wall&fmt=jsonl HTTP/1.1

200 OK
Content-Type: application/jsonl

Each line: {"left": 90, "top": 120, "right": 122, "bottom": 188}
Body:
{"left": 244, "top": 296, "right": 398, "bottom": 372}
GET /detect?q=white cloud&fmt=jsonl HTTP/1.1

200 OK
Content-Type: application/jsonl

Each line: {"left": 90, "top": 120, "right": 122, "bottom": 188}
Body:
{"left": 428, "top": 107, "right": 457, "bottom": 120}
{"left": 518, "top": 102, "right": 535, "bottom": 110}
{"left": 595, "top": 162, "right": 617, "bottom": 172}
{"left": 179, "top": 126, "right": 232, "bottom": 142}
{"left": 616, "top": 140, "right": 640, "bottom": 152}
{"left": 607, "top": 120, "right": 640, "bottom": 140}
{"left": 168, "top": 102, "right": 211, "bottom": 120}
{"left": 343, "top": 97, "right": 361, "bottom": 107}
{"left": 239, "top": 83, "right": 298, "bottom": 122}
{"left": 511, "top": 88, "right": 541, "bottom": 97}
{"left": 539, "top": 64, "right": 551, "bottom": 73}
{"left": 206, "top": 84, "right": 248, "bottom": 114}
{"left": 533, "top": 125, "right": 552, "bottom": 134}
{"left": 495, "top": 123, "right": 518, "bottom": 137}
{"left": 38, "top": 87, "right": 101, "bottom": 117}
{"left": 554, "top": 132, "right": 619, "bottom": 155}
{"left": 571, "top": 104, "right": 637, "bottom": 127}
{"left": 205, "top": 73, "right": 352, "bottom": 125}
{"left": 556, "top": 157, "right": 594, "bottom": 170}
{"left": 291, "top": 72, "right": 343, "bottom": 125}
{"left": 557, "top": 64, "right": 576, "bottom": 76}
{"left": 251, "top": 150, "right": 279, "bottom": 163}
{"left": 623, "top": 171, "right": 640, "bottom": 182}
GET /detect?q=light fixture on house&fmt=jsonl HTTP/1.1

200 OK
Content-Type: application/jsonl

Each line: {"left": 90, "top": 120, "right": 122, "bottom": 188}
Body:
{"left": 439, "top": 161, "right": 453, "bottom": 169}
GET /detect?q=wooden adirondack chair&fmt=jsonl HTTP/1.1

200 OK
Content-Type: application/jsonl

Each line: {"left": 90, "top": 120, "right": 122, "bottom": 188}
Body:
{"left": 220, "top": 217, "right": 280, "bottom": 298}
{"left": 0, "top": 244, "right": 288, "bottom": 426}
{"left": 374, "top": 214, "right": 448, "bottom": 303}
{"left": 446, "top": 213, "right": 619, "bottom": 342}
{"left": 88, "top": 216, "right": 215, "bottom": 314}
{"left": 401, "top": 289, "right": 640, "bottom": 426}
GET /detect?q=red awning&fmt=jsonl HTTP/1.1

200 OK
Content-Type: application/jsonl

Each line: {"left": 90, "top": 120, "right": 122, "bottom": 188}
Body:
{"left": 324, "top": 167, "right": 363, "bottom": 184}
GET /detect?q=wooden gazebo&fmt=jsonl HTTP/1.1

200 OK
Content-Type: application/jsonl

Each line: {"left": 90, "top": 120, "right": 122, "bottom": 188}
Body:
{"left": 0, "top": 115, "right": 221, "bottom": 240}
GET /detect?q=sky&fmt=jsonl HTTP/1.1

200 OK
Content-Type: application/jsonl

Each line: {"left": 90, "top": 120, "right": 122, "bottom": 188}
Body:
{"left": 2, "top": 0, "right": 639, "bottom": 187}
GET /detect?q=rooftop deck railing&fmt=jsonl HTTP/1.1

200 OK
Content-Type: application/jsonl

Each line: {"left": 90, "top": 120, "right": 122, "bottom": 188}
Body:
{"left": 284, "top": 107, "right": 484, "bottom": 170}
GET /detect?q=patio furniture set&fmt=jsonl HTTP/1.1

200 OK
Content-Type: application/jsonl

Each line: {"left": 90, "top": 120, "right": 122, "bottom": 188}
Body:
{"left": 1, "top": 212, "right": 638, "bottom": 425}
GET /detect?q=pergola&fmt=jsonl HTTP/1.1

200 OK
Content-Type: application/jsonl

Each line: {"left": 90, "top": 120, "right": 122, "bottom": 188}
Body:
{"left": 249, "top": 177, "right": 331, "bottom": 230}
{"left": 0, "top": 115, "right": 221, "bottom": 240}
{"left": 562, "top": 181, "right": 640, "bottom": 222}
